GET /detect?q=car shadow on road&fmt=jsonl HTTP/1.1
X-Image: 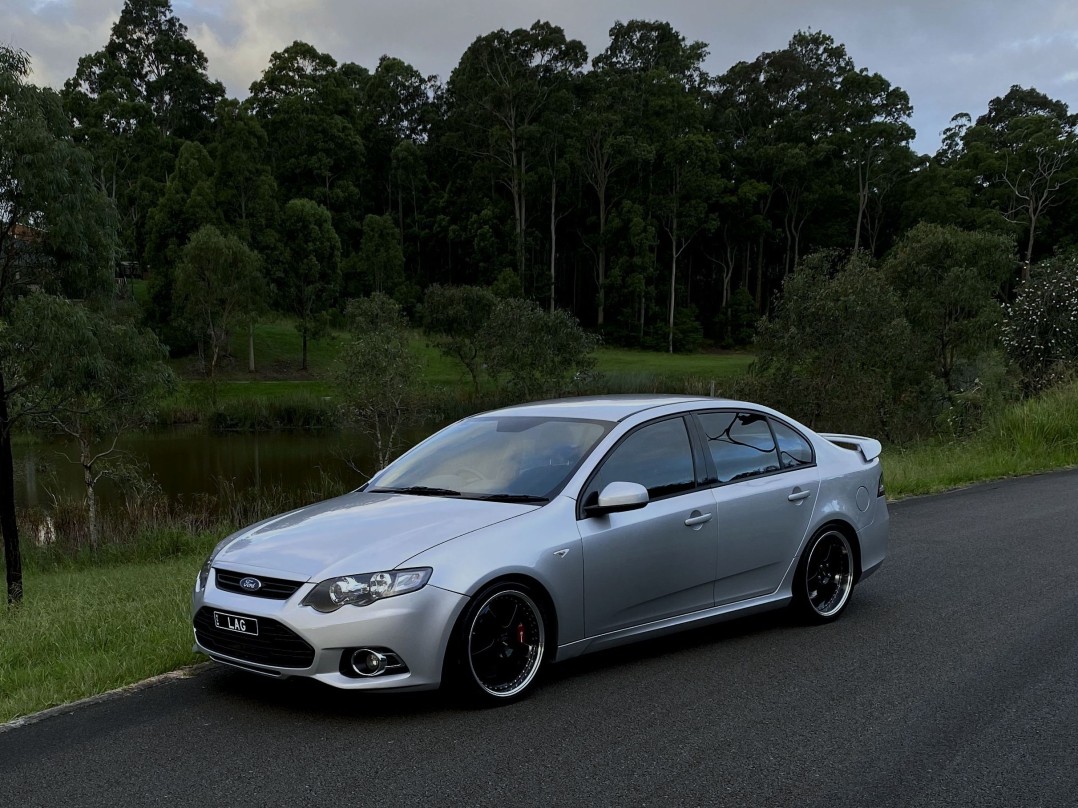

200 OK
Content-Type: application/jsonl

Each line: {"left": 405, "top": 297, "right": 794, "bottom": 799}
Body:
{"left": 546, "top": 609, "right": 794, "bottom": 685}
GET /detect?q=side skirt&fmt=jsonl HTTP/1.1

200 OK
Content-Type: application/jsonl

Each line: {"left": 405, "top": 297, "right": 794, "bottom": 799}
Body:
{"left": 553, "top": 591, "right": 792, "bottom": 662}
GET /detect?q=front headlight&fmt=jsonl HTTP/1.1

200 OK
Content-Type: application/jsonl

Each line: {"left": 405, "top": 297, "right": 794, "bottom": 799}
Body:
{"left": 301, "top": 568, "right": 433, "bottom": 613}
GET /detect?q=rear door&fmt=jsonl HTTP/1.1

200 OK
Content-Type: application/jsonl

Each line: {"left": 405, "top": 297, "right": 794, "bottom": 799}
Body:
{"left": 694, "top": 411, "right": 820, "bottom": 605}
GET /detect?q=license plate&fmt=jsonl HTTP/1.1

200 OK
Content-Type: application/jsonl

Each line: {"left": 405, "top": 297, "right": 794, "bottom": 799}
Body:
{"left": 214, "top": 611, "right": 258, "bottom": 636}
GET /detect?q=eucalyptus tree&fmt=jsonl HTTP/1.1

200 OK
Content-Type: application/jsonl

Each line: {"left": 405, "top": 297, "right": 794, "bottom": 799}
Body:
{"left": 63, "top": 0, "right": 224, "bottom": 269}
{"left": 210, "top": 99, "right": 279, "bottom": 250}
{"left": 275, "top": 199, "right": 342, "bottom": 370}
{"left": 421, "top": 284, "right": 497, "bottom": 393}
{"left": 957, "top": 87, "right": 1078, "bottom": 275}
{"left": 175, "top": 225, "right": 266, "bottom": 396}
{"left": 248, "top": 42, "right": 366, "bottom": 241}
{"left": 0, "top": 47, "right": 119, "bottom": 602}
{"left": 444, "top": 22, "right": 587, "bottom": 285}
{"left": 7, "top": 295, "right": 174, "bottom": 548}
{"left": 143, "top": 140, "right": 220, "bottom": 344}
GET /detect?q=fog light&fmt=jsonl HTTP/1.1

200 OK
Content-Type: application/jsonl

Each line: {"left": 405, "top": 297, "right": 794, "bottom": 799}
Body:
{"left": 351, "top": 648, "right": 388, "bottom": 677}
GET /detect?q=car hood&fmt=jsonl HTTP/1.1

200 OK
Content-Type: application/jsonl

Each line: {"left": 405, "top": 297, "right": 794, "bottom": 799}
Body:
{"left": 212, "top": 491, "right": 536, "bottom": 581}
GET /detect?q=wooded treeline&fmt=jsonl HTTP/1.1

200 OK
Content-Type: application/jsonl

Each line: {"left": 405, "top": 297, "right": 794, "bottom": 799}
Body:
{"left": 54, "top": 1, "right": 1078, "bottom": 352}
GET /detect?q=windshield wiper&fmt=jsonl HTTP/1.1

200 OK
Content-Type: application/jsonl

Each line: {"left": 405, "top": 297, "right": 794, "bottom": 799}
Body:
{"left": 472, "top": 493, "right": 549, "bottom": 504}
{"left": 371, "top": 486, "right": 462, "bottom": 497}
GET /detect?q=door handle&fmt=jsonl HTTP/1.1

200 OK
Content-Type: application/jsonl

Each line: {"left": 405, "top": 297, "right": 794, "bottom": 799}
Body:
{"left": 684, "top": 512, "right": 713, "bottom": 526}
{"left": 788, "top": 489, "right": 812, "bottom": 502}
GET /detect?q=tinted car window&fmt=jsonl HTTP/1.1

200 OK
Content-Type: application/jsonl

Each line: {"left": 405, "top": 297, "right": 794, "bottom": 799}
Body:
{"left": 587, "top": 418, "right": 696, "bottom": 500}
{"left": 698, "top": 411, "right": 780, "bottom": 483}
{"left": 770, "top": 419, "right": 814, "bottom": 468}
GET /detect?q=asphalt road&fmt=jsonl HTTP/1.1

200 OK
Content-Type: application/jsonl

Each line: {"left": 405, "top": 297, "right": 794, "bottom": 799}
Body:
{"left": 2, "top": 470, "right": 1076, "bottom": 808}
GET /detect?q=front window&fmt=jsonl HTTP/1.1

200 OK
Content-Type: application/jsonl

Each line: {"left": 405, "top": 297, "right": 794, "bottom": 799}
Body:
{"left": 583, "top": 417, "right": 697, "bottom": 502}
{"left": 369, "top": 416, "right": 611, "bottom": 502}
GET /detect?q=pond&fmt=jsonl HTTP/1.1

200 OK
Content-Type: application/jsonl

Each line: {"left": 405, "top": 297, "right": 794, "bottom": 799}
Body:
{"left": 12, "top": 424, "right": 445, "bottom": 510}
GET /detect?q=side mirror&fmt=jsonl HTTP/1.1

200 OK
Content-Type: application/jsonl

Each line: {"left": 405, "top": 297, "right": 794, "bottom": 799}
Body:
{"left": 584, "top": 481, "right": 649, "bottom": 517}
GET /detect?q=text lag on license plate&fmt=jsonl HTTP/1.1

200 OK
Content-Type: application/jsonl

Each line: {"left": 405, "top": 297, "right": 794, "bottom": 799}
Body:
{"left": 214, "top": 611, "right": 258, "bottom": 635}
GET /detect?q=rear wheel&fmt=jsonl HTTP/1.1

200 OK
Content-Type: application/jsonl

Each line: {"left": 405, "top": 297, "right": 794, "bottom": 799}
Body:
{"left": 793, "top": 528, "right": 855, "bottom": 623}
{"left": 454, "top": 583, "right": 547, "bottom": 703}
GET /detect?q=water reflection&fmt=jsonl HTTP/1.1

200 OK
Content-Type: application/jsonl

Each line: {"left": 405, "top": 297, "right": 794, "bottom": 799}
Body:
{"left": 12, "top": 424, "right": 443, "bottom": 509}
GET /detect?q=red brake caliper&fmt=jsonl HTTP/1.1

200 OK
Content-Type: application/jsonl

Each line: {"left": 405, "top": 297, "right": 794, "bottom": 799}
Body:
{"left": 517, "top": 623, "right": 526, "bottom": 645}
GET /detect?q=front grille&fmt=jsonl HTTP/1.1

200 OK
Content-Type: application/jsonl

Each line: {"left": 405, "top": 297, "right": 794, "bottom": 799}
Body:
{"left": 215, "top": 569, "right": 304, "bottom": 600}
{"left": 194, "top": 607, "right": 315, "bottom": 669}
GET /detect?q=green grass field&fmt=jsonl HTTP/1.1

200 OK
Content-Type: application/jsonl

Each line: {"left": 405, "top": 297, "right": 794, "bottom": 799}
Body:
{"left": 0, "top": 548, "right": 213, "bottom": 723}
{"left": 166, "top": 317, "right": 758, "bottom": 416}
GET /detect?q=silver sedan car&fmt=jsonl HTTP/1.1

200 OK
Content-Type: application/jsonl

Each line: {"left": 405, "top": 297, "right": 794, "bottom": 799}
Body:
{"left": 192, "top": 395, "right": 887, "bottom": 702}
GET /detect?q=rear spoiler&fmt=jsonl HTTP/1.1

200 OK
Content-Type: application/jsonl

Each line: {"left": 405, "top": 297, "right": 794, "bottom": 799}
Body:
{"left": 819, "top": 433, "right": 882, "bottom": 462}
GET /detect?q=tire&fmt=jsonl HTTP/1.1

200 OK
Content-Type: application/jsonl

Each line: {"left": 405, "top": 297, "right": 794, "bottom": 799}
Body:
{"left": 792, "top": 527, "right": 856, "bottom": 624}
{"left": 450, "top": 583, "right": 548, "bottom": 704}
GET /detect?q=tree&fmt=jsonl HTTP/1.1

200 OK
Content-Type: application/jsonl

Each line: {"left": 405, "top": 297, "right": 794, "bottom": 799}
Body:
{"left": 63, "top": 0, "right": 224, "bottom": 270}
{"left": 421, "top": 284, "right": 497, "bottom": 393}
{"left": 754, "top": 252, "right": 928, "bottom": 440}
{"left": 884, "top": 223, "right": 1015, "bottom": 395}
{"left": 144, "top": 140, "right": 220, "bottom": 346}
{"left": 445, "top": 22, "right": 587, "bottom": 282}
{"left": 1002, "top": 251, "right": 1078, "bottom": 391}
{"left": 479, "top": 299, "right": 599, "bottom": 400}
{"left": 357, "top": 214, "right": 404, "bottom": 295}
{"left": 1, "top": 47, "right": 118, "bottom": 603}
{"left": 958, "top": 87, "right": 1078, "bottom": 275}
{"left": 335, "top": 294, "right": 423, "bottom": 471}
{"left": 175, "top": 225, "right": 266, "bottom": 398}
{"left": 4, "top": 294, "right": 174, "bottom": 547}
{"left": 248, "top": 42, "right": 365, "bottom": 237}
{"left": 275, "top": 199, "right": 341, "bottom": 370}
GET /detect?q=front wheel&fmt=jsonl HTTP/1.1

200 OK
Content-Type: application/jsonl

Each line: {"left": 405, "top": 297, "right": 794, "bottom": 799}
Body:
{"left": 793, "top": 528, "right": 855, "bottom": 623}
{"left": 453, "top": 584, "right": 547, "bottom": 703}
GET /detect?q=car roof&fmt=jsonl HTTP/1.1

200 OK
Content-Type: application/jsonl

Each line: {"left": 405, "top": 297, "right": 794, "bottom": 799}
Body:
{"left": 475, "top": 395, "right": 728, "bottom": 423}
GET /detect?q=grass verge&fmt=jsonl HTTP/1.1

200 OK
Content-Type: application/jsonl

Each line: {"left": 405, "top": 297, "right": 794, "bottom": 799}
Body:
{"left": 0, "top": 544, "right": 214, "bottom": 724}
{"left": 884, "top": 382, "right": 1078, "bottom": 498}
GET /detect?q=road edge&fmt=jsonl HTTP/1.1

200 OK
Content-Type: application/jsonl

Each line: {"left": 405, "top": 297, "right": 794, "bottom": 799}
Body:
{"left": 0, "top": 662, "right": 214, "bottom": 734}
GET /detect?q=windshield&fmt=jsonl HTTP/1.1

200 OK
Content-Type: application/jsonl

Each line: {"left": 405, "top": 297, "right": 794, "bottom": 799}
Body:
{"left": 369, "top": 416, "right": 611, "bottom": 502}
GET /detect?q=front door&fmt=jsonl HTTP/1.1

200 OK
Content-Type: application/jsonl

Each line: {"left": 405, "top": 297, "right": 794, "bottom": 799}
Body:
{"left": 578, "top": 417, "right": 718, "bottom": 637}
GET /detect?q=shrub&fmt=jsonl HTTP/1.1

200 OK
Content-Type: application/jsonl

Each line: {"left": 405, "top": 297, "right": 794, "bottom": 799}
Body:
{"left": 1002, "top": 252, "right": 1078, "bottom": 391}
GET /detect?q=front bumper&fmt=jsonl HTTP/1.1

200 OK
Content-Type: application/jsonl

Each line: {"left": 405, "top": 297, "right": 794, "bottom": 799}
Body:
{"left": 191, "top": 569, "right": 468, "bottom": 690}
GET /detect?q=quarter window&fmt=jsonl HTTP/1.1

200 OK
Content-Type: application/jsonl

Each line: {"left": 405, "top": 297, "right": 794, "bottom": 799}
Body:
{"left": 698, "top": 411, "right": 781, "bottom": 483}
{"left": 770, "top": 419, "right": 814, "bottom": 468}
{"left": 586, "top": 418, "right": 696, "bottom": 501}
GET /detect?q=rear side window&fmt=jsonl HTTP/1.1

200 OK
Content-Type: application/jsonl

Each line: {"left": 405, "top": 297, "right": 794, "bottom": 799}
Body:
{"left": 770, "top": 419, "right": 814, "bottom": 468}
{"left": 697, "top": 411, "right": 780, "bottom": 483}
{"left": 585, "top": 417, "right": 696, "bottom": 501}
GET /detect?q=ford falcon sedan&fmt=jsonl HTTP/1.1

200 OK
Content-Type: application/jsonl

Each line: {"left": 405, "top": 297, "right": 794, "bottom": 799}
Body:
{"left": 192, "top": 395, "right": 888, "bottom": 703}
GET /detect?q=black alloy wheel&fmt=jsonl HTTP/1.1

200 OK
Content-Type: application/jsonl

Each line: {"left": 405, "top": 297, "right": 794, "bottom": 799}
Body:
{"left": 794, "top": 528, "right": 855, "bottom": 623}
{"left": 458, "top": 584, "right": 546, "bottom": 702}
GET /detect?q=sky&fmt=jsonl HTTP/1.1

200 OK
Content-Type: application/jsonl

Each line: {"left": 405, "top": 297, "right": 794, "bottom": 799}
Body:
{"left": 6, "top": 0, "right": 1078, "bottom": 154}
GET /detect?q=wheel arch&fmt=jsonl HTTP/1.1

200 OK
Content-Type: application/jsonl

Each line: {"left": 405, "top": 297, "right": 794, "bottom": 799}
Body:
{"left": 440, "top": 572, "right": 560, "bottom": 682}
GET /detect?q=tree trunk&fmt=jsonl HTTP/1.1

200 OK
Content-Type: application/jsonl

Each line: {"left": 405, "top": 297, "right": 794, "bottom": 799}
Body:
{"left": 82, "top": 439, "right": 98, "bottom": 550}
{"left": 301, "top": 324, "right": 309, "bottom": 372}
{"left": 248, "top": 321, "right": 255, "bottom": 373}
{"left": 549, "top": 175, "right": 557, "bottom": 313}
{"left": 0, "top": 373, "right": 23, "bottom": 604}
{"left": 596, "top": 189, "right": 607, "bottom": 327}
{"left": 668, "top": 215, "right": 678, "bottom": 355}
